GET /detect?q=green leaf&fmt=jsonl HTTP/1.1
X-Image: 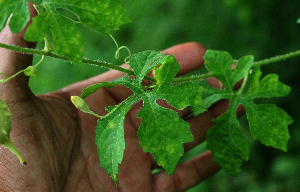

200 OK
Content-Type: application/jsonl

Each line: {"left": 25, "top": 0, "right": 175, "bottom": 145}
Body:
{"left": 24, "top": 12, "right": 50, "bottom": 42}
{"left": 247, "top": 66, "right": 291, "bottom": 98}
{"left": 206, "top": 97, "right": 250, "bottom": 176}
{"left": 153, "top": 56, "right": 204, "bottom": 110}
{"left": 0, "top": 0, "right": 132, "bottom": 65}
{"left": 242, "top": 66, "right": 293, "bottom": 151}
{"left": 202, "top": 50, "right": 292, "bottom": 176}
{"left": 242, "top": 103, "right": 292, "bottom": 151}
{"left": 128, "top": 50, "right": 166, "bottom": 85}
{"left": 95, "top": 96, "right": 138, "bottom": 184}
{"left": 0, "top": 0, "right": 30, "bottom": 33}
{"left": 204, "top": 50, "right": 253, "bottom": 92}
{"left": 137, "top": 96, "right": 193, "bottom": 174}
{"left": 65, "top": 0, "right": 132, "bottom": 34}
{"left": 86, "top": 50, "right": 204, "bottom": 182}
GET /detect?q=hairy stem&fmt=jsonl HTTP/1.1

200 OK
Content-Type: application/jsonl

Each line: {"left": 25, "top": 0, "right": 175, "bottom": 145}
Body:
{"left": 237, "top": 71, "right": 249, "bottom": 95}
{"left": 0, "top": 42, "right": 299, "bottom": 84}
{"left": 173, "top": 49, "right": 300, "bottom": 83}
{"left": 252, "top": 50, "right": 300, "bottom": 67}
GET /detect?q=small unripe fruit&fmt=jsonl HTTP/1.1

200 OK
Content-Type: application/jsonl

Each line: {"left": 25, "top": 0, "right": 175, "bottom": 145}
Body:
{"left": 71, "top": 96, "right": 90, "bottom": 113}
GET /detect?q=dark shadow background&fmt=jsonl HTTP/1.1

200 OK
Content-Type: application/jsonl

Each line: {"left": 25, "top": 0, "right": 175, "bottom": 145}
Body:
{"left": 29, "top": 0, "right": 300, "bottom": 191}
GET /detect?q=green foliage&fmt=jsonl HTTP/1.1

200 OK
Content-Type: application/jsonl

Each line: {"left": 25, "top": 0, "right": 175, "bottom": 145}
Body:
{"left": 196, "top": 50, "right": 293, "bottom": 176}
{"left": 81, "top": 50, "right": 204, "bottom": 183}
{"left": 0, "top": 0, "right": 296, "bottom": 188}
{"left": 0, "top": 0, "right": 131, "bottom": 65}
{"left": 0, "top": 0, "right": 30, "bottom": 33}
{"left": 95, "top": 96, "right": 137, "bottom": 183}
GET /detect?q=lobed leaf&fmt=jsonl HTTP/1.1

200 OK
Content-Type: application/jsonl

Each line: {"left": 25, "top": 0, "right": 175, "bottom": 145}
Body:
{"left": 206, "top": 97, "right": 250, "bottom": 176}
{"left": 242, "top": 66, "right": 293, "bottom": 151}
{"left": 204, "top": 50, "right": 253, "bottom": 91}
{"left": 201, "top": 50, "right": 293, "bottom": 176}
{"left": 242, "top": 103, "right": 292, "bottom": 151}
{"left": 88, "top": 50, "right": 204, "bottom": 182}
{"left": 137, "top": 96, "right": 193, "bottom": 174}
{"left": 247, "top": 66, "right": 291, "bottom": 98}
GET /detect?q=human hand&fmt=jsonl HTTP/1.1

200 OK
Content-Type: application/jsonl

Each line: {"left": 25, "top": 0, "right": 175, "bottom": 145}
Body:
{"left": 0, "top": 4, "right": 243, "bottom": 192}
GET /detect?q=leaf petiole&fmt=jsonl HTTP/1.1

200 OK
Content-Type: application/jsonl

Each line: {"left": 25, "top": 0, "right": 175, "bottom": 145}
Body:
{"left": 237, "top": 70, "right": 249, "bottom": 95}
{"left": 102, "top": 94, "right": 134, "bottom": 118}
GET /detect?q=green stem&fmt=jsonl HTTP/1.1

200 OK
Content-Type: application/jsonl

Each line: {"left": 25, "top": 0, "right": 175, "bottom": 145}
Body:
{"left": 252, "top": 49, "right": 300, "bottom": 67}
{"left": 0, "top": 42, "right": 47, "bottom": 55}
{"left": 1, "top": 42, "right": 299, "bottom": 84}
{"left": 101, "top": 93, "right": 134, "bottom": 119}
{"left": 0, "top": 70, "right": 25, "bottom": 83}
{"left": 0, "top": 42, "right": 156, "bottom": 83}
{"left": 173, "top": 49, "right": 300, "bottom": 83}
{"left": 87, "top": 110, "right": 103, "bottom": 118}
{"left": 238, "top": 70, "right": 249, "bottom": 95}
{"left": 171, "top": 72, "right": 214, "bottom": 83}
{"left": 43, "top": 35, "right": 52, "bottom": 52}
{"left": 35, "top": 55, "right": 45, "bottom": 68}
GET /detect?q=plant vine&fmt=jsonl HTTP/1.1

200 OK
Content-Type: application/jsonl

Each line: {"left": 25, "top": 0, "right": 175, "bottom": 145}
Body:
{"left": 0, "top": 0, "right": 297, "bottom": 185}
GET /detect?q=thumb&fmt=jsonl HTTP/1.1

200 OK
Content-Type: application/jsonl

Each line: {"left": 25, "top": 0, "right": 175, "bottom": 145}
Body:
{"left": 0, "top": 3, "right": 37, "bottom": 103}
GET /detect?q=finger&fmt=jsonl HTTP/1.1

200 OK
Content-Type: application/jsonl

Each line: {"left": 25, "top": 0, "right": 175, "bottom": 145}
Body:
{"left": 0, "top": 3, "right": 37, "bottom": 102}
{"left": 115, "top": 118, "right": 153, "bottom": 190}
{"left": 161, "top": 42, "right": 206, "bottom": 76}
{"left": 152, "top": 151, "right": 220, "bottom": 192}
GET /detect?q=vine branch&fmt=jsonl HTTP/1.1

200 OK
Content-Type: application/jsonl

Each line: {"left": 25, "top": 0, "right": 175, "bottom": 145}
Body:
{"left": 0, "top": 42, "right": 299, "bottom": 84}
{"left": 252, "top": 50, "right": 300, "bottom": 67}
{"left": 173, "top": 49, "right": 300, "bottom": 83}
{"left": 0, "top": 42, "right": 156, "bottom": 83}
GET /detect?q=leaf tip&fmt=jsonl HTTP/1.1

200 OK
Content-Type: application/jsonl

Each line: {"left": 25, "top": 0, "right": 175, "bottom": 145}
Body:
{"left": 113, "top": 174, "right": 118, "bottom": 185}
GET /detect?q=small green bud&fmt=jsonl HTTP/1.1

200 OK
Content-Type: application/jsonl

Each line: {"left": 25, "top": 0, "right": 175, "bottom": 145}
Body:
{"left": 71, "top": 96, "right": 90, "bottom": 113}
{"left": 24, "top": 66, "right": 37, "bottom": 77}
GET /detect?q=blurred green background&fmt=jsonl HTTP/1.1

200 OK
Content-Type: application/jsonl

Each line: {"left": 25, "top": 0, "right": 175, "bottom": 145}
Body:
{"left": 29, "top": 0, "right": 300, "bottom": 191}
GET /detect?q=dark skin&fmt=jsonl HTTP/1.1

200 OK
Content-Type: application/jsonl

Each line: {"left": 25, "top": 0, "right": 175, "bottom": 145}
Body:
{"left": 0, "top": 3, "right": 244, "bottom": 192}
